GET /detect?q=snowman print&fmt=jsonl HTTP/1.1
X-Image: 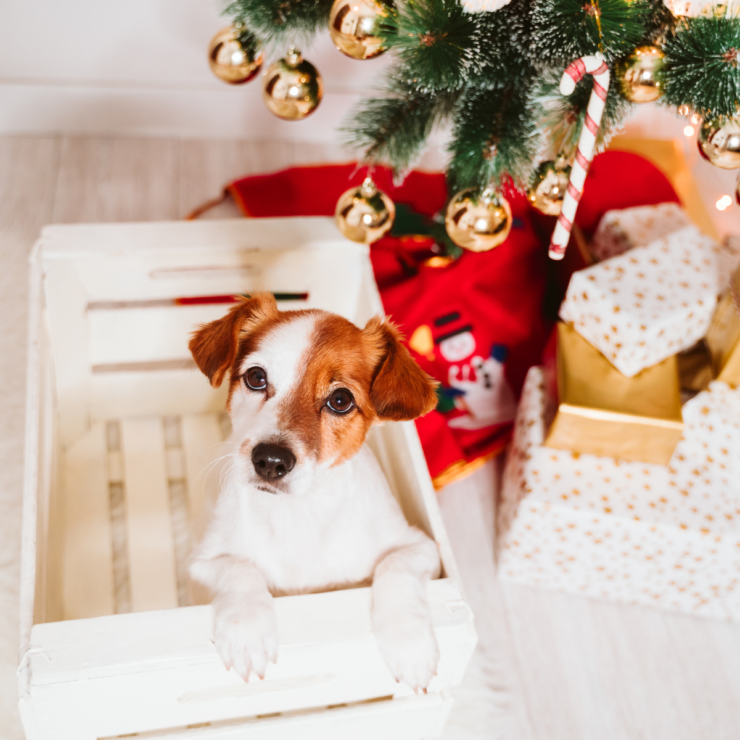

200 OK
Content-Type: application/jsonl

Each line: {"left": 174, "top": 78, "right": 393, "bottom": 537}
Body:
{"left": 435, "top": 314, "right": 517, "bottom": 430}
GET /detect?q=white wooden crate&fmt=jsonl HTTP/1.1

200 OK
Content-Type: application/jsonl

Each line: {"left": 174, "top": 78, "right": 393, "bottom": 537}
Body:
{"left": 19, "top": 218, "right": 477, "bottom": 740}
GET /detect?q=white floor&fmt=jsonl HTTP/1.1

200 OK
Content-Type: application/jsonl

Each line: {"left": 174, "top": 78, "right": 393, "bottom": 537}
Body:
{"left": 2, "top": 135, "right": 740, "bottom": 740}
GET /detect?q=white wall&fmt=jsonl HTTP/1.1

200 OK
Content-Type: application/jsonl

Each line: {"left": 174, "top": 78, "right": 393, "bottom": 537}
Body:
{"left": 0, "top": 0, "right": 393, "bottom": 141}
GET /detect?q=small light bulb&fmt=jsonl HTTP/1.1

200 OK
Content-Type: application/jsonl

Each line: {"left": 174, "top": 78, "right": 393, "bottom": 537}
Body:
{"left": 683, "top": 125, "right": 695, "bottom": 136}
{"left": 716, "top": 195, "right": 732, "bottom": 211}
{"left": 691, "top": 113, "right": 701, "bottom": 124}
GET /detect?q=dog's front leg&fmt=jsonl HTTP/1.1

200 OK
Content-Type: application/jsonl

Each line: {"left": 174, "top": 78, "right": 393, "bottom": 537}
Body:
{"left": 191, "top": 555, "right": 277, "bottom": 681}
{"left": 372, "top": 533, "right": 441, "bottom": 691}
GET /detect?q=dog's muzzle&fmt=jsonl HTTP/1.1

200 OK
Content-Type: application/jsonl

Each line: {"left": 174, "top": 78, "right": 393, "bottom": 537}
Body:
{"left": 252, "top": 442, "right": 296, "bottom": 481}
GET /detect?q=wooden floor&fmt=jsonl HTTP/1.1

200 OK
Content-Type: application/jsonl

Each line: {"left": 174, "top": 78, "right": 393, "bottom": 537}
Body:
{"left": 2, "top": 135, "right": 740, "bottom": 740}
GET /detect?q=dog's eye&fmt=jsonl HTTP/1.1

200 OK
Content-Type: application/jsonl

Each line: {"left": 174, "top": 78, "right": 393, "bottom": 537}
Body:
{"left": 327, "top": 388, "right": 354, "bottom": 415}
{"left": 244, "top": 367, "right": 267, "bottom": 391}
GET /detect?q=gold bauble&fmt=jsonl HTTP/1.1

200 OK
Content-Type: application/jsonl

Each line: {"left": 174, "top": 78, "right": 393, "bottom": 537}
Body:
{"left": 262, "top": 48, "right": 323, "bottom": 120}
{"left": 527, "top": 158, "right": 571, "bottom": 216}
{"left": 698, "top": 117, "right": 740, "bottom": 169}
{"left": 329, "top": 0, "right": 387, "bottom": 60}
{"left": 616, "top": 45, "right": 665, "bottom": 103}
{"left": 208, "top": 27, "right": 263, "bottom": 84}
{"left": 335, "top": 177, "right": 395, "bottom": 244}
{"left": 445, "top": 186, "right": 512, "bottom": 252}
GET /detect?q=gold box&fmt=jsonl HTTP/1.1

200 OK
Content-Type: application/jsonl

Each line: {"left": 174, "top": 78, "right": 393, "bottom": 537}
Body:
{"left": 544, "top": 323, "right": 684, "bottom": 465}
{"left": 705, "top": 268, "right": 740, "bottom": 388}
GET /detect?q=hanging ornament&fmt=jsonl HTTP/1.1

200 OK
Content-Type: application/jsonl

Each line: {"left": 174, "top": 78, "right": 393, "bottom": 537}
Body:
{"left": 527, "top": 156, "right": 572, "bottom": 216}
{"left": 616, "top": 46, "right": 664, "bottom": 103}
{"left": 329, "top": 0, "right": 387, "bottom": 60}
{"left": 445, "top": 186, "right": 512, "bottom": 252}
{"left": 335, "top": 177, "right": 395, "bottom": 244}
{"left": 262, "top": 48, "right": 323, "bottom": 120}
{"left": 698, "top": 117, "right": 740, "bottom": 169}
{"left": 208, "top": 26, "right": 263, "bottom": 85}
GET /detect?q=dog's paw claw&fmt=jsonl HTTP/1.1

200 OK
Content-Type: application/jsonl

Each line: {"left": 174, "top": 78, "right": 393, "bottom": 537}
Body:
{"left": 214, "top": 594, "right": 278, "bottom": 681}
{"left": 374, "top": 614, "right": 439, "bottom": 691}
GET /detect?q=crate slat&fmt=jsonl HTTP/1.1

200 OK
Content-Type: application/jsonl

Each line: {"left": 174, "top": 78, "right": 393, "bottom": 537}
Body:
{"left": 121, "top": 418, "right": 179, "bottom": 612}
{"left": 182, "top": 414, "right": 228, "bottom": 529}
{"left": 61, "top": 423, "right": 115, "bottom": 620}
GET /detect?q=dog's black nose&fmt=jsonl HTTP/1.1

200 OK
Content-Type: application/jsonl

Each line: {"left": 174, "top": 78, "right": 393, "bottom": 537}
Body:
{"left": 252, "top": 443, "right": 296, "bottom": 481}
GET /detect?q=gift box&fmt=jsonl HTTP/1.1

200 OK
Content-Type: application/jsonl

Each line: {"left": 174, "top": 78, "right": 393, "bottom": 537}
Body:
{"left": 705, "top": 266, "right": 740, "bottom": 388}
{"left": 559, "top": 226, "right": 720, "bottom": 377}
{"left": 588, "top": 202, "right": 692, "bottom": 262}
{"left": 544, "top": 323, "right": 683, "bottom": 465}
{"left": 498, "top": 367, "right": 740, "bottom": 621}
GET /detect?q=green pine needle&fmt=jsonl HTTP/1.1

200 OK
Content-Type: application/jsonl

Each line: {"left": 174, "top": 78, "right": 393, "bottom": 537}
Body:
{"left": 378, "top": 0, "right": 479, "bottom": 91}
{"left": 447, "top": 85, "right": 539, "bottom": 191}
{"left": 662, "top": 16, "right": 740, "bottom": 118}
{"left": 225, "top": 0, "right": 333, "bottom": 45}
{"left": 341, "top": 72, "right": 459, "bottom": 174}
{"left": 531, "top": 0, "right": 649, "bottom": 66}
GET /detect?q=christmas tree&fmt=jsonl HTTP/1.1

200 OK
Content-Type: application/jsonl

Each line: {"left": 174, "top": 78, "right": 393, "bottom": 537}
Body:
{"left": 212, "top": 0, "right": 740, "bottom": 256}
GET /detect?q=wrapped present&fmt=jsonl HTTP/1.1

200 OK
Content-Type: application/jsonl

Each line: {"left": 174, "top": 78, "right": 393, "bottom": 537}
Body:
{"left": 544, "top": 323, "right": 683, "bottom": 465}
{"left": 498, "top": 367, "right": 740, "bottom": 621}
{"left": 705, "top": 267, "right": 740, "bottom": 388}
{"left": 560, "top": 226, "right": 720, "bottom": 377}
{"left": 589, "top": 202, "right": 692, "bottom": 262}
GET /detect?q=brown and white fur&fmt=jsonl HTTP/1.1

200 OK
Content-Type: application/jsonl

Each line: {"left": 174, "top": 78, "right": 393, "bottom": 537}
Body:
{"left": 188, "top": 294, "right": 441, "bottom": 690}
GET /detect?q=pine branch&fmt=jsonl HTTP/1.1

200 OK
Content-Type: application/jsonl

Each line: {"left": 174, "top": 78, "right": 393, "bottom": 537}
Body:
{"left": 661, "top": 15, "right": 740, "bottom": 118}
{"left": 378, "top": 0, "right": 479, "bottom": 92}
{"left": 341, "top": 73, "right": 460, "bottom": 174}
{"left": 531, "top": 0, "right": 649, "bottom": 66}
{"left": 447, "top": 84, "right": 539, "bottom": 191}
{"left": 225, "top": 0, "right": 333, "bottom": 45}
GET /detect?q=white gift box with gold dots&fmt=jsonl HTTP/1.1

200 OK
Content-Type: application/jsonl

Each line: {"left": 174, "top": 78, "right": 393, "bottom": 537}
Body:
{"left": 498, "top": 367, "right": 740, "bottom": 621}
{"left": 560, "top": 226, "right": 720, "bottom": 377}
{"left": 589, "top": 202, "right": 692, "bottom": 263}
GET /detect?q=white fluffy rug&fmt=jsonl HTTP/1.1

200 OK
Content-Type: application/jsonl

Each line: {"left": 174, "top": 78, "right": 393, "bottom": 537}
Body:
{"left": 0, "top": 234, "right": 506, "bottom": 740}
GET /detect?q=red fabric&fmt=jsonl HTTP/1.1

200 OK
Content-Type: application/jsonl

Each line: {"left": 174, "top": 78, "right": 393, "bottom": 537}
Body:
{"left": 225, "top": 151, "right": 680, "bottom": 486}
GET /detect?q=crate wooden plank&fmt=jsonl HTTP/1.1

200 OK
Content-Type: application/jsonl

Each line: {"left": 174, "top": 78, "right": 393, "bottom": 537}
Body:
{"left": 27, "top": 582, "right": 470, "bottom": 740}
{"left": 61, "top": 422, "right": 115, "bottom": 620}
{"left": 115, "top": 695, "right": 453, "bottom": 740}
{"left": 182, "top": 414, "right": 228, "bottom": 529}
{"left": 121, "top": 418, "right": 179, "bottom": 612}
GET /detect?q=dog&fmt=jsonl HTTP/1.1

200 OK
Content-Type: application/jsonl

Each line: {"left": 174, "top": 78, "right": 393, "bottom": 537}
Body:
{"left": 188, "top": 293, "right": 441, "bottom": 690}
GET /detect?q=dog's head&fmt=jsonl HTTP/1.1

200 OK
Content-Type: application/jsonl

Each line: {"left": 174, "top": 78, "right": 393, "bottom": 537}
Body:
{"left": 189, "top": 294, "right": 437, "bottom": 496}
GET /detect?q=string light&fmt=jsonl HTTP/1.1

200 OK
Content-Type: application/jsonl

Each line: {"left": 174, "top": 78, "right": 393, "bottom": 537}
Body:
{"left": 716, "top": 195, "right": 732, "bottom": 211}
{"left": 683, "top": 125, "right": 695, "bottom": 136}
{"left": 691, "top": 113, "right": 701, "bottom": 124}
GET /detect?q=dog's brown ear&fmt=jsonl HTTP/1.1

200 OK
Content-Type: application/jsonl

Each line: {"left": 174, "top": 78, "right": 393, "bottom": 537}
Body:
{"left": 364, "top": 316, "right": 438, "bottom": 421}
{"left": 189, "top": 293, "right": 278, "bottom": 388}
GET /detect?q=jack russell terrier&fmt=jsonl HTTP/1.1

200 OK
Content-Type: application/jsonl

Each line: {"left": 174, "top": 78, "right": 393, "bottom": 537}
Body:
{"left": 188, "top": 294, "right": 441, "bottom": 690}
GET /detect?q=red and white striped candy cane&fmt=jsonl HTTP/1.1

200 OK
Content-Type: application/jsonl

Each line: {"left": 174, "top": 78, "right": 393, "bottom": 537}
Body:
{"left": 549, "top": 53, "right": 610, "bottom": 260}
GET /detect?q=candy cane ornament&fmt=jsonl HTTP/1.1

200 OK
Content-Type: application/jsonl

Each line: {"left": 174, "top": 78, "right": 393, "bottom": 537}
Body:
{"left": 549, "top": 53, "right": 610, "bottom": 260}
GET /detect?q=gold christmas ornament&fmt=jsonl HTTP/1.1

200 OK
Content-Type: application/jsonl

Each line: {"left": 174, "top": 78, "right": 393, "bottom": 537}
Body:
{"left": 262, "top": 48, "right": 323, "bottom": 120}
{"left": 698, "top": 117, "right": 740, "bottom": 169}
{"left": 616, "top": 45, "right": 665, "bottom": 103}
{"left": 445, "top": 186, "right": 512, "bottom": 252}
{"left": 329, "top": 0, "right": 387, "bottom": 60}
{"left": 208, "top": 26, "right": 263, "bottom": 85}
{"left": 335, "top": 177, "right": 395, "bottom": 244}
{"left": 527, "top": 157, "right": 571, "bottom": 216}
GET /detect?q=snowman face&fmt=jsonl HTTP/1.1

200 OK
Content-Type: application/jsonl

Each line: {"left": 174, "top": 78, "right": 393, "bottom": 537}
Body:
{"left": 439, "top": 331, "right": 476, "bottom": 362}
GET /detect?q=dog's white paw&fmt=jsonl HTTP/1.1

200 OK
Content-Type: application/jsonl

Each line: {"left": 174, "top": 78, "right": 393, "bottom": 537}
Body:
{"left": 213, "top": 593, "right": 278, "bottom": 681}
{"left": 374, "top": 613, "right": 439, "bottom": 691}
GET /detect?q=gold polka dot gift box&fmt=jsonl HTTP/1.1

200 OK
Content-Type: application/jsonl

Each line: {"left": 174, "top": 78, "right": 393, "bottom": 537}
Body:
{"left": 544, "top": 322, "right": 683, "bottom": 465}
{"left": 705, "top": 265, "right": 740, "bottom": 388}
{"left": 589, "top": 203, "right": 692, "bottom": 263}
{"left": 560, "top": 226, "right": 721, "bottom": 378}
{"left": 498, "top": 366, "right": 740, "bottom": 621}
